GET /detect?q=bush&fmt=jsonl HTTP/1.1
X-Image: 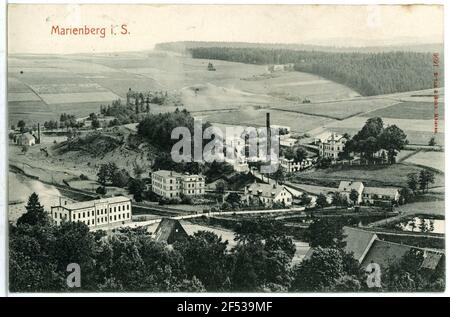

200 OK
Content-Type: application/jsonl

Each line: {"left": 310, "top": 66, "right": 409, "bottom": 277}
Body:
{"left": 96, "top": 186, "right": 107, "bottom": 195}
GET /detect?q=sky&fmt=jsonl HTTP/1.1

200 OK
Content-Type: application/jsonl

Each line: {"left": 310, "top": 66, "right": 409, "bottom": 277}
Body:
{"left": 8, "top": 4, "right": 444, "bottom": 54}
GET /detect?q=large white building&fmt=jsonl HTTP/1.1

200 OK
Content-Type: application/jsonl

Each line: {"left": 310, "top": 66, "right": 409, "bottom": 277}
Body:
{"left": 317, "top": 132, "right": 347, "bottom": 160}
{"left": 50, "top": 196, "right": 132, "bottom": 229}
{"left": 151, "top": 170, "right": 205, "bottom": 199}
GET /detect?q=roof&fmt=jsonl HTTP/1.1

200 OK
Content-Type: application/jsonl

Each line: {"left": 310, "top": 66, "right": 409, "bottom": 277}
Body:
{"left": 364, "top": 187, "right": 399, "bottom": 196}
{"left": 247, "top": 182, "right": 291, "bottom": 199}
{"left": 315, "top": 131, "right": 344, "bottom": 143}
{"left": 343, "top": 226, "right": 378, "bottom": 263}
{"left": 152, "top": 170, "right": 181, "bottom": 178}
{"left": 59, "top": 196, "right": 131, "bottom": 210}
{"left": 154, "top": 218, "right": 188, "bottom": 243}
{"left": 338, "top": 181, "right": 364, "bottom": 193}
{"left": 152, "top": 170, "right": 202, "bottom": 180}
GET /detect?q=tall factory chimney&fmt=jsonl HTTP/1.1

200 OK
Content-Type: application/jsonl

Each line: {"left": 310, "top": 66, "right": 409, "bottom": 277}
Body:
{"left": 266, "top": 112, "right": 271, "bottom": 157}
{"left": 37, "top": 123, "right": 41, "bottom": 144}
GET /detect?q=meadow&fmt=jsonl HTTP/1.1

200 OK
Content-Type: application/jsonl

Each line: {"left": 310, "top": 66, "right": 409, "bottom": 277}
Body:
{"left": 291, "top": 163, "right": 445, "bottom": 188}
{"left": 7, "top": 51, "right": 445, "bottom": 146}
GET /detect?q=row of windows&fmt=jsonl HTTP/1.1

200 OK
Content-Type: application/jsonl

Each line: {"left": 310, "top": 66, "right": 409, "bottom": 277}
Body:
{"left": 53, "top": 213, "right": 131, "bottom": 226}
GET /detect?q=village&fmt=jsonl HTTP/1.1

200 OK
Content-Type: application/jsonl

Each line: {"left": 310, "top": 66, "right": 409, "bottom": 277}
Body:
{"left": 8, "top": 93, "right": 445, "bottom": 290}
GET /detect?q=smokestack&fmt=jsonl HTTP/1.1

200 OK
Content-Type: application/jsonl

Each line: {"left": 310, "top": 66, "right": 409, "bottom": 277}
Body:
{"left": 266, "top": 112, "right": 271, "bottom": 157}
{"left": 37, "top": 123, "right": 40, "bottom": 144}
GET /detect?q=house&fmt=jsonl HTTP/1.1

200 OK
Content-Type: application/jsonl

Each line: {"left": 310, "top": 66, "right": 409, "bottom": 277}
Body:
{"left": 362, "top": 187, "right": 400, "bottom": 206}
{"left": 17, "top": 132, "right": 36, "bottom": 146}
{"left": 317, "top": 132, "right": 347, "bottom": 160}
{"left": 50, "top": 196, "right": 132, "bottom": 230}
{"left": 305, "top": 227, "right": 444, "bottom": 272}
{"left": 280, "top": 157, "right": 314, "bottom": 173}
{"left": 151, "top": 170, "right": 205, "bottom": 199}
{"left": 245, "top": 182, "right": 293, "bottom": 207}
{"left": 153, "top": 218, "right": 188, "bottom": 244}
{"left": 338, "top": 181, "right": 364, "bottom": 204}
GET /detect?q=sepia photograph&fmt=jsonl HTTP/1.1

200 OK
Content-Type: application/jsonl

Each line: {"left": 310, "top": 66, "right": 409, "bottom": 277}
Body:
{"left": 4, "top": 2, "right": 446, "bottom": 295}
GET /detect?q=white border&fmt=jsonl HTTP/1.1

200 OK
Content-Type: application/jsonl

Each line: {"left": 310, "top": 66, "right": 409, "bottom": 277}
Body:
{"left": 0, "top": 0, "right": 448, "bottom": 298}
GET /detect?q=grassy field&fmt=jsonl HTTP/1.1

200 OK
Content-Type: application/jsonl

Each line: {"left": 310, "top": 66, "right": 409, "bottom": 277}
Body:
{"left": 8, "top": 51, "right": 360, "bottom": 125}
{"left": 291, "top": 163, "right": 445, "bottom": 188}
{"left": 199, "top": 107, "right": 334, "bottom": 132}
{"left": 363, "top": 101, "right": 445, "bottom": 120}
{"left": 8, "top": 51, "right": 445, "bottom": 147}
{"left": 273, "top": 98, "right": 399, "bottom": 120}
{"left": 404, "top": 150, "right": 445, "bottom": 172}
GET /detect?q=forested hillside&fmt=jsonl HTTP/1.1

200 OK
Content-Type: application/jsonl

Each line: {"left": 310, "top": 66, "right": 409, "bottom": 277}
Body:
{"left": 188, "top": 47, "right": 443, "bottom": 96}
{"left": 155, "top": 41, "right": 443, "bottom": 54}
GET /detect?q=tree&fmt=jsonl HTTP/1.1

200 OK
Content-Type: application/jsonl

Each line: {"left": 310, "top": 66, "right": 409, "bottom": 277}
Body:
{"left": 174, "top": 231, "right": 231, "bottom": 291}
{"left": 225, "top": 192, "right": 241, "bottom": 207}
{"left": 332, "top": 191, "right": 347, "bottom": 208}
{"left": 316, "top": 194, "right": 328, "bottom": 210}
{"left": 428, "top": 137, "right": 436, "bottom": 146}
{"left": 97, "top": 164, "right": 109, "bottom": 186}
{"left": 349, "top": 189, "right": 359, "bottom": 206}
{"left": 307, "top": 217, "right": 346, "bottom": 249}
{"left": 399, "top": 187, "right": 414, "bottom": 204}
{"left": 128, "top": 178, "right": 146, "bottom": 202}
{"left": 111, "top": 169, "right": 131, "bottom": 188}
{"left": 407, "top": 173, "right": 418, "bottom": 192}
{"left": 291, "top": 247, "right": 345, "bottom": 291}
{"left": 91, "top": 119, "right": 101, "bottom": 129}
{"left": 215, "top": 180, "right": 227, "bottom": 194}
{"left": 378, "top": 125, "right": 408, "bottom": 164}
{"left": 300, "top": 192, "right": 312, "bottom": 207}
{"left": 17, "top": 193, "right": 49, "bottom": 227}
{"left": 418, "top": 169, "right": 435, "bottom": 193}
{"left": 294, "top": 147, "right": 308, "bottom": 163}
{"left": 17, "top": 120, "right": 26, "bottom": 133}
{"left": 96, "top": 186, "right": 107, "bottom": 195}
{"left": 272, "top": 166, "right": 285, "bottom": 184}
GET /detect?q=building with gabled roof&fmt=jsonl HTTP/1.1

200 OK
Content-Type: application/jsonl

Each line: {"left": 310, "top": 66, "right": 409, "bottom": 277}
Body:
{"left": 304, "top": 226, "right": 444, "bottom": 272}
{"left": 153, "top": 218, "right": 188, "bottom": 244}
{"left": 338, "top": 181, "right": 364, "bottom": 204}
{"left": 245, "top": 182, "right": 293, "bottom": 207}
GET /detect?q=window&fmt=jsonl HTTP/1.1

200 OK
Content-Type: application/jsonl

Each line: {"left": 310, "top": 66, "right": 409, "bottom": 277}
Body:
{"left": 83, "top": 212, "right": 85, "bottom": 218}
{"left": 114, "top": 215, "right": 117, "bottom": 221}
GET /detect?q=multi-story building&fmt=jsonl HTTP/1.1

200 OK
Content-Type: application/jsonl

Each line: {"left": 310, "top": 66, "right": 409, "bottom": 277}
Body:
{"left": 151, "top": 170, "right": 205, "bottom": 199}
{"left": 50, "top": 196, "right": 132, "bottom": 229}
{"left": 317, "top": 132, "right": 347, "bottom": 160}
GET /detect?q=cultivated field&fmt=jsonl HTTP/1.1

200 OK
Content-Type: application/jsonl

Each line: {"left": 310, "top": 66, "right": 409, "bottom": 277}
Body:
{"left": 404, "top": 150, "right": 445, "bottom": 173}
{"left": 8, "top": 51, "right": 445, "bottom": 146}
{"left": 291, "top": 163, "right": 445, "bottom": 188}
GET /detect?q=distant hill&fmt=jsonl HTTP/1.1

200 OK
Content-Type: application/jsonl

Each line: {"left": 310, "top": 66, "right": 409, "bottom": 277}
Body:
{"left": 155, "top": 41, "right": 443, "bottom": 54}
{"left": 187, "top": 46, "right": 444, "bottom": 96}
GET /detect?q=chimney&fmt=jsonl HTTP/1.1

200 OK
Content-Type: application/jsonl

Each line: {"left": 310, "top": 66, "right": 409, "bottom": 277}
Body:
{"left": 37, "top": 123, "right": 41, "bottom": 144}
{"left": 266, "top": 113, "right": 271, "bottom": 156}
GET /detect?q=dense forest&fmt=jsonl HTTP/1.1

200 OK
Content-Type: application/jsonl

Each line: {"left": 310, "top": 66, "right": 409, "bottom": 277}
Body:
{"left": 188, "top": 47, "right": 444, "bottom": 96}
{"left": 155, "top": 41, "right": 444, "bottom": 54}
